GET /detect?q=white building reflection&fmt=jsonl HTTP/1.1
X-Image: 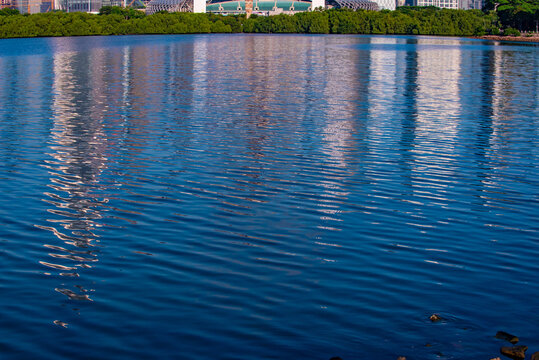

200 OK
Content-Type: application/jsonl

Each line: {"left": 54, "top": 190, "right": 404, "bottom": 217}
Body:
{"left": 37, "top": 40, "right": 155, "bottom": 300}
{"left": 367, "top": 37, "right": 399, "bottom": 151}
{"left": 322, "top": 42, "right": 361, "bottom": 171}
{"left": 38, "top": 50, "right": 108, "bottom": 298}
{"left": 410, "top": 39, "right": 462, "bottom": 201}
{"left": 312, "top": 37, "right": 367, "bottom": 233}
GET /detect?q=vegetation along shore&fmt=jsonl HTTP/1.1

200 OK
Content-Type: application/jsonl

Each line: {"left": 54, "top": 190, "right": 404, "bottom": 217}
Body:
{"left": 0, "top": 5, "right": 537, "bottom": 39}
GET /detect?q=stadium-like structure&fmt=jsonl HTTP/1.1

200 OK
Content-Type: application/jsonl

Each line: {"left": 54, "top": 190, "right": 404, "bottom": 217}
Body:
{"left": 146, "top": 0, "right": 324, "bottom": 14}
{"left": 146, "top": 0, "right": 379, "bottom": 14}
{"left": 206, "top": 0, "right": 311, "bottom": 13}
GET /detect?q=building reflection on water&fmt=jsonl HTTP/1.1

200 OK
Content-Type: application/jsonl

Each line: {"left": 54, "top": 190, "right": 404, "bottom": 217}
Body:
{"left": 314, "top": 37, "right": 366, "bottom": 232}
{"left": 410, "top": 39, "right": 461, "bottom": 208}
{"left": 36, "top": 39, "right": 157, "bottom": 302}
{"left": 26, "top": 35, "right": 537, "bottom": 305}
{"left": 37, "top": 49, "right": 109, "bottom": 301}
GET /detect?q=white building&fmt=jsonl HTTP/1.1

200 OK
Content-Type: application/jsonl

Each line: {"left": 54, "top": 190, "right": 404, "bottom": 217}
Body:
{"left": 416, "top": 0, "right": 458, "bottom": 9}
{"left": 373, "top": 0, "right": 395, "bottom": 10}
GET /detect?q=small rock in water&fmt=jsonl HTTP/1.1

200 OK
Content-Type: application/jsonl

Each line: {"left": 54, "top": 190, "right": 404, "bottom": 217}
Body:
{"left": 496, "top": 331, "right": 519, "bottom": 344}
{"left": 500, "top": 345, "right": 527, "bottom": 359}
{"left": 531, "top": 352, "right": 539, "bottom": 360}
{"left": 429, "top": 313, "right": 442, "bottom": 322}
{"left": 397, "top": 357, "right": 406, "bottom": 360}
{"left": 490, "top": 358, "right": 501, "bottom": 360}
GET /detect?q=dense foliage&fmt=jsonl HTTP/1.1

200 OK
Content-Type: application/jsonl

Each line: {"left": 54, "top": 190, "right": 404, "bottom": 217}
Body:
{"left": 0, "top": 7, "right": 505, "bottom": 39}
{"left": 484, "top": 0, "right": 538, "bottom": 31}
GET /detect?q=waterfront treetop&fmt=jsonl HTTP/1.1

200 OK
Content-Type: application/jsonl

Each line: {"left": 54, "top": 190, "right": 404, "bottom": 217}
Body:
{"left": 0, "top": 6, "right": 534, "bottom": 39}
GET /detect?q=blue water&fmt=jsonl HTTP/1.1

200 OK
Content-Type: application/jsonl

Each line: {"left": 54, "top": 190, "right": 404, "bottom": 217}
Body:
{"left": 0, "top": 34, "right": 538, "bottom": 359}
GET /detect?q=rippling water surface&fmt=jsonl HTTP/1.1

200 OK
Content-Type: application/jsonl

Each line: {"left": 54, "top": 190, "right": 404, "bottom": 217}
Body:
{"left": 0, "top": 34, "right": 538, "bottom": 359}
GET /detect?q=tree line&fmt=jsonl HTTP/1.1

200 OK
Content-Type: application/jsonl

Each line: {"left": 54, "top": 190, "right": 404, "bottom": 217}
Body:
{"left": 0, "top": 6, "right": 524, "bottom": 39}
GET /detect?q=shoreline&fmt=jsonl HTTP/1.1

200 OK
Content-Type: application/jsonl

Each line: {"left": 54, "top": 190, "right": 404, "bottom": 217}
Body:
{"left": 2, "top": 32, "right": 539, "bottom": 42}
{"left": 472, "top": 35, "right": 539, "bottom": 43}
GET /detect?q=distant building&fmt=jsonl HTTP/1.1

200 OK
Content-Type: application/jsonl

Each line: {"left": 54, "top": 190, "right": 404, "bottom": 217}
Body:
{"left": 204, "top": 1, "right": 311, "bottom": 14}
{"left": 146, "top": 0, "right": 203, "bottom": 12}
{"left": 470, "top": 0, "right": 481, "bottom": 9}
{"left": 415, "top": 0, "right": 457, "bottom": 9}
{"left": 4, "top": 0, "right": 481, "bottom": 14}
{"left": 54, "top": 0, "right": 122, "bottom": 12}
{"left": 147, "top": 0, "right": 326, "bottom": 14}
{"left": 327, "top": 0, "right": 379, "bottom": 10}
{"left": 400, "top": 0, "right": 481, "bottom": 8}
{"left": 3, "top": 0, "right": 122, "bottom": 13}
{"left": 0, "top": 0, "right": 14, "bottom": 9}
{"left": 196, "top": 0, "right": 390, "bottom": 14}
{"left": 1, "top": 0, "right": 52, "bottom": 13}
{"left": 372, "top": 0, "right": 394, "bottom": 9}
{"left": 459, "top": 0, "right": 481, "bottom": 9}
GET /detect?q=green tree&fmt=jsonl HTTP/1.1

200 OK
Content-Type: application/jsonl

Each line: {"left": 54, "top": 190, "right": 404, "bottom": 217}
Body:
{"left": 484, "top": 0, "right": 538, "bottom": 30}
{"left": 0, "top": 8, "right": 19, "bottom": 16}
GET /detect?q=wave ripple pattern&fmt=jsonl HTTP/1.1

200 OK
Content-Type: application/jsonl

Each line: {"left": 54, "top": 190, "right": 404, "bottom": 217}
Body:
{"left": 0, "top": 34, "right": 537, "bottom": 360}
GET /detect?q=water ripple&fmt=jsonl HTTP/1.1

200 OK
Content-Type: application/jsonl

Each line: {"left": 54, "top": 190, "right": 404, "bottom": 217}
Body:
{"left": 0, "top": 34, "right": 537, "bottom": 360}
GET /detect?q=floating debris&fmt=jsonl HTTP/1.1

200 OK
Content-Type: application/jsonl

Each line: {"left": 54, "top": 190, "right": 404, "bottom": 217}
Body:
{"left": 53, "top": 320, "right": 68, "bottom": 328}
{"left": 133, "top": 251, "right": 154, "bottom": 256}
{"left": 496, "top": 331, "right": 519, "bottom": 344}
{"left": 55, "top": 288, "right": 93, "bottom": 301}
{"left": 500, "top": 345, "right": 527, "bottom": 359}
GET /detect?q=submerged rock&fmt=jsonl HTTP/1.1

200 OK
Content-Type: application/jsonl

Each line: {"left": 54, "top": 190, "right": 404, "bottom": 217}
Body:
{"left": 496, "top": 331, "right": 519, "bottom": 344}
{"left": 397, "top": 357, "right": 406, "bottom": 360}
{"left": 500, "top": 345, "right": 527, "bottom": 359}
{"left": 531, "top": 352, "right": 539, "bottom": 360}
{"left": 429, "top": 314, "right": 442, "bottom": 322}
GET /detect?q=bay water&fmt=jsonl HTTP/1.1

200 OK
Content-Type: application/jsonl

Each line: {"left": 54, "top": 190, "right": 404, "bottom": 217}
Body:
{"left": 0, "top": 34, "right": 538, "bottom": 359}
